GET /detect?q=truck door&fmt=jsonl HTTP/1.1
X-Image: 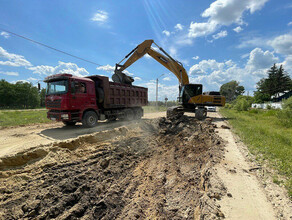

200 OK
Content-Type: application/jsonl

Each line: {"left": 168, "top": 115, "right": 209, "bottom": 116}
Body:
{"left": 70, "top": 81, "right": 88, "bottom": 110}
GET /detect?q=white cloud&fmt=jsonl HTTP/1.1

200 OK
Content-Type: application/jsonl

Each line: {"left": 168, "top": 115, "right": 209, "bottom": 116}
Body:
{"left": 28, "top": 61, "right": 89, "bottom": 77}
{"left": 188, "top": 0, "right": 268, "bottom": 39}
{"left": 237, "top": 36, "right": 268, "bottom": 48}
{"left": 96, "top": 64, "right": 134, "bottom": 76}
{"left": 0, "top": 46, "right": 32, "bottom": 67}
{"left": 145, "top": 54, "right": 152, "bottom": 59}
{"left": 137, "top": 81, "right": 178, "bottom": 101}
{"left": 134, "top": 76, "right": 141, "bottom": 81}
{"left": 202, "top": 0, "right": 268, "bottom": 25}
{"left": 241, "top": 53, "right": 249, "bottom": 59}
{"left": 11, "top": 80, "right": 30, "bottom": 84}
{"left": 233, "top": 26, "right": 243, "bottom": 33}
{"left": 162, "top": 30, "right": 171, "bottom": 36}
{"left": 169, "top": 46, "right": 177, "bottom": 57}
{"left": 268, "top": 34, "right": 292, "bottom": 55}
{"left": 162, "top": 76, "right": 171, "bottom": 81}
{"left": 174, "top": 23, "right": 184, "bottom": 31}
{"left": 175, "top": 36, "right": 193, "bottom": 45}
{"left": 27, "top": 77, "right": 38, "bottom": 81}
{"left": 0, "top": 31, "right": 10, "bottom": 39}
{"left": 192, "top": 56, "right": 199, "bottom": 60}
{"left": 91, "top": 10, "right": 108, "bottom": 23}
{"left": 212, "top": 30, "right": 228, "bottom": 40}
{"left": 96, "top": 64, "right": 114, "bottom": 72}
{"left": 188, "top": 47, "right": 280, "bottom": 92}
{"left": 189, "top": 59, "right": 225, "bottom": 75}
{"left": 246, "top": 48, "right": 278, "bottom": 70}
{"left": 0, "top": 71, "right": 19, "bottom": 76}
{"left": 281, "top": 55, "right": 292, "bottom": 70}
{"left": 188, "top": 21, "right": 218, "bottom": 38}
{"left": 288, "top": 21, "right": 292, "bottom": 26}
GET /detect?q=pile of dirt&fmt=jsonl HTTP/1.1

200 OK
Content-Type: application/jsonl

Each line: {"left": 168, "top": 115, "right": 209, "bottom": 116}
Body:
{"left": 0, "top": 116, "right": 225, "bottom": 219}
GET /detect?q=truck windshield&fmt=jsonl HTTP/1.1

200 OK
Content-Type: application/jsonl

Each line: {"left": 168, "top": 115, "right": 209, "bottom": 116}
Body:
{"left": 46, "top": 80, "right": 68, "bottom": 95}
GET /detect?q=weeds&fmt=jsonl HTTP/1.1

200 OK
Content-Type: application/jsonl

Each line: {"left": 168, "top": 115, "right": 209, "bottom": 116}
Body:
{"left": 220, "top": 108, "right": 292, "bottom": 198}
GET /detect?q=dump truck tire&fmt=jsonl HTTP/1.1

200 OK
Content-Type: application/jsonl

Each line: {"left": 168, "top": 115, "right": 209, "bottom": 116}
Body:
{"left": 124, "top": 108, "right": 135, "bottom": 121}
{"left": 134, "top": 108, "right": 143, "bottom": 119}
{"left": 82, "top": 111, "right": 98, "bottom": 128}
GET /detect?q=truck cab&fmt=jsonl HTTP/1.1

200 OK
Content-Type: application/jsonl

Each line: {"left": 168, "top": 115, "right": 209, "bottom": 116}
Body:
{"left": 45, "top": 73, "right": 98, "bottom": 127}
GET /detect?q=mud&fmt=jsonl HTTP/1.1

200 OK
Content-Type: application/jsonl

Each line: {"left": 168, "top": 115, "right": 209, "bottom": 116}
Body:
{"left": 0, "top": 116, "right": 225, "bottom": 219}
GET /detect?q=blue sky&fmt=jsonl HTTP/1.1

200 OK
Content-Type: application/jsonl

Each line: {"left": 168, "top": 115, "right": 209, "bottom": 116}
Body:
{"left": 0, "top": 0, "right": 292, "bottom": 100}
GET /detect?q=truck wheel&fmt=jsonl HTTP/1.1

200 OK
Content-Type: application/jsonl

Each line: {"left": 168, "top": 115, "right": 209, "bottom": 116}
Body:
{"left": 135, "top": 108, "right": 143, "bottom": 119}
{"left": 125, "top": 109, "right": 134, "bottom": 121}
{"left": 63, "top": 121, "right": 76, "bottom": 126}
{"left": 195, "top": 108, "right": 207, "bottom": 120}
{"left": 82, "top": 111, "right": 98, "bottom": 128}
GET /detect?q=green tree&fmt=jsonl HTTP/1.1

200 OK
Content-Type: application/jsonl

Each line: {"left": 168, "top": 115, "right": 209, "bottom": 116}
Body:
{"left": 0, "top": 80, "right": 40, "bottom": 109}
{"left": 220, "top": 80, "right": 245, "bottom": 102}
{"left": 256, "top": 64, "right": 292, "bottom": 102}
{"left": 253, "top": 91, "right": 270, "bottom": 103}
{"left": 0, "top": 79, "right": 15, "bottom": 108}
{"left": 40, "top": 88, "right": 46, "bottom": 107}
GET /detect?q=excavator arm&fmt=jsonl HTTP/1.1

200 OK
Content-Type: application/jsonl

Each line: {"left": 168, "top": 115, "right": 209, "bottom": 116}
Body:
{"left": 114, "top": 40, "right": 189, "bottom": 85}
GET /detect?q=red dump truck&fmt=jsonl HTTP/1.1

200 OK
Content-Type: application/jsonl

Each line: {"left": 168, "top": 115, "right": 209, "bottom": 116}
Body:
{"left": 44, "top": 73, "right": 148, "bottom": 127}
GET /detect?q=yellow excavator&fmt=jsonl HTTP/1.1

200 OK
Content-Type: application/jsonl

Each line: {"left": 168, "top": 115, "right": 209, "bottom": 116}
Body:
{"left": 113, "top": 39, "right": 225, "bottom": 119}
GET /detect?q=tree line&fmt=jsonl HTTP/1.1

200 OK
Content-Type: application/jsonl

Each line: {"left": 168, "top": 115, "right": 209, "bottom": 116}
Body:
{"left": 220, "top": 64, "right": 292, "bottom": 103}
{"left": 0, "top": 80, "right": 46, "bottom": 109}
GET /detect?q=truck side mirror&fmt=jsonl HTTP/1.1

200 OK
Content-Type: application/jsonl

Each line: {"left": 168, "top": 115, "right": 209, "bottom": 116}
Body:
{"left": 38, "top": 83, "right": 41, "bottom": 91}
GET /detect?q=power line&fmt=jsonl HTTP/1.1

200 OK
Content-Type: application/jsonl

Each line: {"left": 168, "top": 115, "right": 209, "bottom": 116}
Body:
{"left": 0, "top": 28, "right": 103, "bottom": 67}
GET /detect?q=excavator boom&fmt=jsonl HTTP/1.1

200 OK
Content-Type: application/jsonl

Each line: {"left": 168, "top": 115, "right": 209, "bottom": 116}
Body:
{"left": 115, "top": 40, "right": 189, "bottom": 85}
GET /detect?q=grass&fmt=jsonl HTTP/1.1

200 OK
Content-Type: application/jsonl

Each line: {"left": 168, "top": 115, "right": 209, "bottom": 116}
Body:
{"left": 0, "top": 109, "right": 50, "bottom": 127}
{"left": 220, "top": 108, "right": 292, "bottom": 198}
{"left": 143, "top": 106, "right": 167, "bottom": 113}
{"left": 0, "top": 106, "right": 166, "bottom": 127}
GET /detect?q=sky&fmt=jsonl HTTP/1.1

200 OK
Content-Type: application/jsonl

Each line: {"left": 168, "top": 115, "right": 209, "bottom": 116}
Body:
{"left": 0, "top": 0, "right": 292, "bottom": 101}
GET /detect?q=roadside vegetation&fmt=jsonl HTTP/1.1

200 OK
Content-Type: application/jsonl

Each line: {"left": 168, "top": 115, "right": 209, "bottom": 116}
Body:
{"left": 0, "top": 101, "right": 175, "bottom": 127}
{"left": 0, "top": 80, "right": 46, "bottom": 109}
{"left": 221, "top": 96, "right": 292, "bottom": 198}
{"left": 0, "top": 109, "right": 50, "bottom": 127}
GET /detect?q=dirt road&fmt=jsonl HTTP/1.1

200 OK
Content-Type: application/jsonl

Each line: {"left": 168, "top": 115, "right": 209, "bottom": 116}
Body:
{"left": 0, "top": 112, "right": 166, "bottom": 158}
{"left": 0, "top": 111, "right": 291, "bottom": 219}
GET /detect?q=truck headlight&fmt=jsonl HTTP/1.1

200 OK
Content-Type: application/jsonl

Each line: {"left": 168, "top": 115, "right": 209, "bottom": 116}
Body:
{"left": 61, "top": 114, "right": 69, "bottom": 119}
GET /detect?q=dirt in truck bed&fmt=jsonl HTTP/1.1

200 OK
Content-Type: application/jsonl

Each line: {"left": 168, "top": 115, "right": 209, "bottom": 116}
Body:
{"left": 0, "top": 116, "right": 226, "bottom": 219}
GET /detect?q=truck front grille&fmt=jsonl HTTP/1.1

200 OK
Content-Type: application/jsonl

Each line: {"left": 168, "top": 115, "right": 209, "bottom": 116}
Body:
{"left": 46, "top": 99, "right": 61, "bottom": 108}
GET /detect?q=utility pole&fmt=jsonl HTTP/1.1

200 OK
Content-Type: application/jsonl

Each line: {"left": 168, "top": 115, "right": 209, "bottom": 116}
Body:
{"left": 156, "top": 73, "right": 165, "bottom": 110}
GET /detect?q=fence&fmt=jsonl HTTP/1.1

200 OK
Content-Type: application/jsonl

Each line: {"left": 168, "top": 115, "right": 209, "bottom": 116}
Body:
{"left": 251, "top": 102, "right": 282, "bottom": 109}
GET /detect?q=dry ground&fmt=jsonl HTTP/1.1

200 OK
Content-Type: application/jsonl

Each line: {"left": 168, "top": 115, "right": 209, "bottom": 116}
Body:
{"left": 0, "top": 111, "right": 291, "bottom": 219}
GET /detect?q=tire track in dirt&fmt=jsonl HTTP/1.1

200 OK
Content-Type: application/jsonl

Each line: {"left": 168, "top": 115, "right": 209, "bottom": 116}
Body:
{"left": 0, "top": 116, "right": 225, "bottom": 219}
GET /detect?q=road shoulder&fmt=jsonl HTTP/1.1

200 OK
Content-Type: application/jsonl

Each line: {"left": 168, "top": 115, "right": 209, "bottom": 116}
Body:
{"left": 211, "top": 112, "right": 291, "bottom": 219}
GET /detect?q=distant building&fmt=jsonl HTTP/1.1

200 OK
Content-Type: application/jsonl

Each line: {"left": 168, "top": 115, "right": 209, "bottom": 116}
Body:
{"left": 272, "top": 91, "right": 292, "bottom": 102}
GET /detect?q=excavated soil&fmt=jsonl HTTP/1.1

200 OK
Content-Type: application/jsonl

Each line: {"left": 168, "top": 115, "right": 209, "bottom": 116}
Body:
{"left": 0, "top": 116, "right": 225, "bottom": 219}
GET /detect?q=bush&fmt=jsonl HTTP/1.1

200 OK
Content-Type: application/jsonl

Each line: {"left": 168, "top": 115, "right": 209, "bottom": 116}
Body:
{"left": 277, "top": 109, "right": 292, "bottom": 128}
{"left": 224, "top": 103, "right": 232, "bottom": 109}
{"left": 233, "top": 96, "right": 251, "bottom": 111}
{"left": 282, "top": 96, "right": 292, "bottom": 110}
{"left": 249, "top": 109, "right": 259, "bottom": 114}
{"left": 229, "top": 95, "right": 254, "bottom": 111}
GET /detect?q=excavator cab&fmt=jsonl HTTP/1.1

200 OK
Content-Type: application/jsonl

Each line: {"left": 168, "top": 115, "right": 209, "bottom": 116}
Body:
{"left": 179, "top": 84, "right": 202, "bottom": 106}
